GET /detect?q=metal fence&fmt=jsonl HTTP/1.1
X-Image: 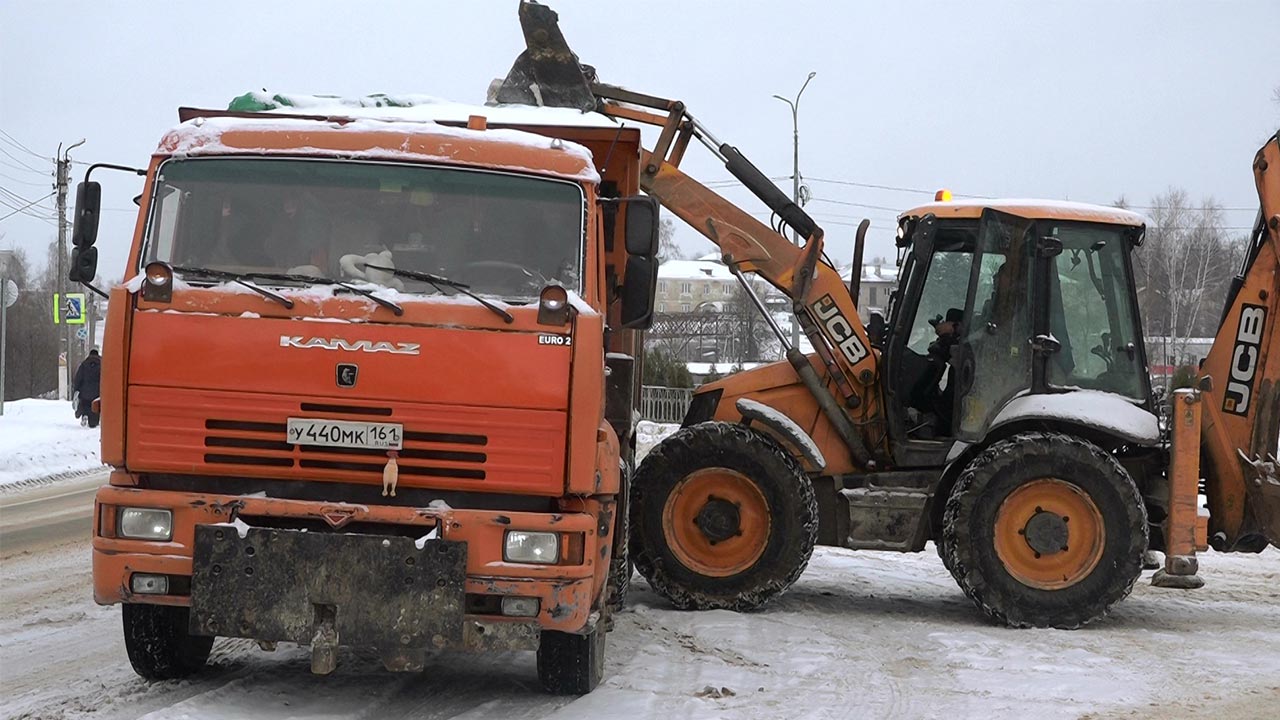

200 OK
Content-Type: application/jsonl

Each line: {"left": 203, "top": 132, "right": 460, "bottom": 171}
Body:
{"left": 640, "top": 385, "right": 693, "bottom": 423}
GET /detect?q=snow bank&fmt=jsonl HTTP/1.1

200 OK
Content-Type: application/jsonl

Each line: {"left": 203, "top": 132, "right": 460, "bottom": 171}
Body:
{"left": 0, "top": 399, "right": 104, "bottom": 487}
{"left": 636, "top": 421, "right": 680, "bottom": 460}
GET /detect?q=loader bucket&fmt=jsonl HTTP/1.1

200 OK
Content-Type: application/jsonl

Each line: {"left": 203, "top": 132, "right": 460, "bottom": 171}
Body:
{"left": 493, "top": 1, "right": 597, "bottom": 111}
{"left": 1242, "top": 452, "right": 1280, "bottom": 548}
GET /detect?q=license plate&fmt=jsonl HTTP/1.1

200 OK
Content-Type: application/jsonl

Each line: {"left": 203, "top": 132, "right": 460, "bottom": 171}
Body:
{"left": 286, "top": 418, "right": 403, "bottom": 450}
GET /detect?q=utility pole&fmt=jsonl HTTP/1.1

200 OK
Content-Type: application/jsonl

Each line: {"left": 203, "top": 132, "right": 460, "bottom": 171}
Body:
{"left": 56, "top": 139, "right": 85, "bottom": 399}
{"left": 774, "top": 72, "right": 816, "bottom": 351}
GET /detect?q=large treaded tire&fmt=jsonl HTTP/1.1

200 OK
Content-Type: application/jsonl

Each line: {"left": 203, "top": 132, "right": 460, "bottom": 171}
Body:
{"left": 942, "top": 431, "right": 1147, "bottom": 629}
{"left": 537, "top": 624, "right": 606, "bottom": 695}
{"left": 122, "top": 604, "right": 214, "bottom": 680}
{"left": 629, "top": 422, "right": 817, "bottom": 612}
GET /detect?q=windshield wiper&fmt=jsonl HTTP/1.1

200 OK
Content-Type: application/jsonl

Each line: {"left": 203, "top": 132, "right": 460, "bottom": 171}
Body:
{"left": 243, "top": 272, "right": 404, "bottom": 317}
{"left": 363, "top": 263, "right": 514, "bottom": 324}
{"left": 170, "top": 265, "right": 294, "bottom": 309}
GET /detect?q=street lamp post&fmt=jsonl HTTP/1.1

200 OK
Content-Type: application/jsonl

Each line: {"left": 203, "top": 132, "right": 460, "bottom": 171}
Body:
{"left": 774, "top": 71, "right": 816, "bottom": 351}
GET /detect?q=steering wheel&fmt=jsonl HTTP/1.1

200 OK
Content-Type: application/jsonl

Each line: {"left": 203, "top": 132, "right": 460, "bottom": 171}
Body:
{"left": 461, "top": 260, "right": 548, "bottom": 288}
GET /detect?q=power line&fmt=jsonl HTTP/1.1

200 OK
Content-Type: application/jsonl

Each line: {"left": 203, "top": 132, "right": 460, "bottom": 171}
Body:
{"left": 0, "top": 146, "right": 45, "bottom": 174}
{"left": 0, "top": 170, "right": 49, "bottom": 188}
{"left": 0, "top": 191, "right": 55, "bottom": 222}
{"left": 0, "top": 130, "right": 46, "bottom": 160}
{"left": 0, "top": 185, "right": 55, "bottom": 212}
{"left": 810, "top": 197, "right": 902, "bottom": 213}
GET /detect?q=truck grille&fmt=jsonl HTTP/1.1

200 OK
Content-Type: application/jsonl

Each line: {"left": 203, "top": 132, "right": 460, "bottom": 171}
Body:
{"left": 203, "top": 419, "right": 488, "bottom": 480}
{"left": 127, "top": 387, "right": 568, "bottom": 495}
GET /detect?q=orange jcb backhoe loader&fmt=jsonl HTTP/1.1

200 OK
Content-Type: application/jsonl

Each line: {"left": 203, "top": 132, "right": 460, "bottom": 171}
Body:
{"left": 499, "top": 1, "right": 1280, "bottom": 629}
{"left": 66, "top": 90, "right": 664, "bottom": 692}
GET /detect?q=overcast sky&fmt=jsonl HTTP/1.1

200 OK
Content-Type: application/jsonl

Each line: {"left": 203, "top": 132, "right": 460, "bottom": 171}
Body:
{"left": 1, "top": 0, "right": 1276, "bottom": 283}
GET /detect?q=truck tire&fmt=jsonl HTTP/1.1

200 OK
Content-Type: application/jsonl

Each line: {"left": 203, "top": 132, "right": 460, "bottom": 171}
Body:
{"left": 604, "top": 461, "right": 631, "bottom": 621}
{"left": 629, "top": 422, "right": 817, "bottom": 612}
{"left": 942, "top": 432, "right": 1147, "bottom": 629}
{"left": 537, "top": 624, "right": 606, "bottom": 695}
{"left": 122, "top": 603, "right": 214, "bottom": 680}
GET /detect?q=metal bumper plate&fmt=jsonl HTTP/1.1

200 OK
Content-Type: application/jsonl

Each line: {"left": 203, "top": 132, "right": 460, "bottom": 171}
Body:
{"left": 190, "top": 525, "right": 466, "bottom": 649}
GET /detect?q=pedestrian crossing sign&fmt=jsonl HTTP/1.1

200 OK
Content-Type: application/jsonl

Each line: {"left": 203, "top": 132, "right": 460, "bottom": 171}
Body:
{"left": 53, "top": 292, "right": 86, "bottom": 325}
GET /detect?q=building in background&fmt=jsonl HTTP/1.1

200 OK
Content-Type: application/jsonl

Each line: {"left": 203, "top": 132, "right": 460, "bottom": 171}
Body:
{"left": 649, "top": 255, "right": 902, "bottom": 371}
{"left": 653, "top": 253, "right": 735, "bottom": 314}
{"left": 841, "top": 260, "right": 900, "bottom": 322}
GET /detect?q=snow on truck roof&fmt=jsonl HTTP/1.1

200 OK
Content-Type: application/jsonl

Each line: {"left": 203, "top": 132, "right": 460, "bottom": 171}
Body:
{"left": 159, "top": 92, "right": 615, "bottom": 184}
{"left": 900, "top": 199, "right": 1148, "bottom": 227}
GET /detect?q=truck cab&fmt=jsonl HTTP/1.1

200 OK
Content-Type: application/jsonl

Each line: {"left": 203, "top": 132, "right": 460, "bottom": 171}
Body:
{"left": 74, "top": 96, "right": 655, "bottom": 694}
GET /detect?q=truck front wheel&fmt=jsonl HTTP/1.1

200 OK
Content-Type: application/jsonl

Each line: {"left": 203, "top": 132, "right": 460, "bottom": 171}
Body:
{"left": 122, "top": 603, "right": 214, "bottom": 680}
{"left": 942, "top": 432, "right": 1147, "bottom": 629}
{"left": 630, "top": 422, "right": 817, "bottom": 612}
{"left": 537, "top": 623, "right": 605, "bottom": 695}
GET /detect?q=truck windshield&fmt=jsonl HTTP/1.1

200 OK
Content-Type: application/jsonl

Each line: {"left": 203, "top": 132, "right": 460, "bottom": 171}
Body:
{"left": 143, "top": 157, "right": 585, "bottom": 299}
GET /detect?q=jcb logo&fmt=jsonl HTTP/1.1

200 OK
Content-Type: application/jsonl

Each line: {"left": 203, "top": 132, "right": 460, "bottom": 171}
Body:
{"left": 810, "top": 294, "right": 868, "bottom": 365}
{"left": 1223, "top": 304, "right": 1266, "bottom": 416}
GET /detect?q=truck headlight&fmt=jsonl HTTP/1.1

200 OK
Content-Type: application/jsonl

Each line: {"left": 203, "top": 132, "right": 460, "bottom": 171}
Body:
{"left": 504, "top": 530, "right": 559, "bottom": 564}
{"left": 118, "top": 507, "right": 173, "bottom": 540}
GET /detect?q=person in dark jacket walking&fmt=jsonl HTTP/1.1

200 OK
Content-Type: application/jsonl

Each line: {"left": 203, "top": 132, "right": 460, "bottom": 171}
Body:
{"left": 73, "top": 349, "right": 102, "bottom": 428}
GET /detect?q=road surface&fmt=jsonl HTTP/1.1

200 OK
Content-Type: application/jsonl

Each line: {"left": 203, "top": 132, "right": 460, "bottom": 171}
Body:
{"left": 2, "top": 477, "right": 1278, "bottom": 719}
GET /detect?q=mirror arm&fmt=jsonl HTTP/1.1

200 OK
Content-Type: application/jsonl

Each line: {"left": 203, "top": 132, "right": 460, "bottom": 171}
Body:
{"left": 80, "top": 282, "right": 110, "bottom": 299}
{"left": 83, "top": 163, "right": 147, "bottom": 183}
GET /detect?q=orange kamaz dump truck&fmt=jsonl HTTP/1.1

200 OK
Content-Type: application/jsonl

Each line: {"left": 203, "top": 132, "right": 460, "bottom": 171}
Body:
{"left": 67, "top": 94, "right": 657, "bottom": 694}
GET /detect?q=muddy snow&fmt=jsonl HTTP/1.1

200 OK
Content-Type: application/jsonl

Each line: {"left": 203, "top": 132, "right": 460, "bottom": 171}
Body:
{"left": 2, "top": 533, "right": 1276, "bottom": 719}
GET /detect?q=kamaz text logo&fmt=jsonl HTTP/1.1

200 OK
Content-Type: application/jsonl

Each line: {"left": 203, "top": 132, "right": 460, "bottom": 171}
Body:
{"left": 279, "top": 336, "right": 420, "bottom": 355}
{"left": 1223, "top": 303, "right": 1266, "bottom": 416}
{"left": 810, "top": 294, "right": 868, "bottom": 365}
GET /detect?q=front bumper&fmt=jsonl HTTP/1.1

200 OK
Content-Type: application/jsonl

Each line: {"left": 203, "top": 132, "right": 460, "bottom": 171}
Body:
{"left": 92, "top": 481, "right": 607, "bottom": 650}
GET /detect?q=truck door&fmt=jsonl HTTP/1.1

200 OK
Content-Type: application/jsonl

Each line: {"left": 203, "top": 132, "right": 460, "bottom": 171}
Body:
{"left": 951, "top": 209, "right": 1035, "bottom": 441}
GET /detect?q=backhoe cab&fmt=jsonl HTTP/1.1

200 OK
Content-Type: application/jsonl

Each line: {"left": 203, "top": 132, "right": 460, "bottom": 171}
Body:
{"left": 498, "top": 1, "right": 1279, "bottom": 630}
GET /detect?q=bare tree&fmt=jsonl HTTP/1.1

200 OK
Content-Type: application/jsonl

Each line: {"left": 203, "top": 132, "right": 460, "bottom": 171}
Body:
{"left": 1133, "top": 188, "right": 1238, "bottom": 365}
{"left": 657, "top": 216, "right": 684, "bottom": 263}
{"left": 725, "top": 277, "right": 781, "bottom": 362}
{"left": 1, "top": 247, "right": 59, "bottom": 400}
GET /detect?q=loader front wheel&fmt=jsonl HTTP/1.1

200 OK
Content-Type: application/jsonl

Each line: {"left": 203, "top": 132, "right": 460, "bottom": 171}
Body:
{"left": 122, "top": 603, "right": 213, "bottom": 680}
{"left": 630, "top": 422, "right": 817, "bottom": 612}
{"left": 942, "top": 432, "right": 1147, "bottom": 629}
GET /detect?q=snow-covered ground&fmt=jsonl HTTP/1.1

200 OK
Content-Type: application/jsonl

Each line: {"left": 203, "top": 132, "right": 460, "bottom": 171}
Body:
{"left": 0, "top": 398, "right": 104, "bottom": 488}
{"left": 2, "top": 533, "right": 1277, "bottom": 720}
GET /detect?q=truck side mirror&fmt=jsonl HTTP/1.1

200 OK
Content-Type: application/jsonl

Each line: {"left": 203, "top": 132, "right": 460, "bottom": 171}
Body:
{"left": 620, "top": 255, "right": 657, "bottom": 328}
{"left": 624, "top": 196, "right": 660, "bottom": 256}
{"left": 72, "top": 181, "right": 102, "bottom": 249}
{"left": 69, "top": 246, "right": 99, "bottom": 284}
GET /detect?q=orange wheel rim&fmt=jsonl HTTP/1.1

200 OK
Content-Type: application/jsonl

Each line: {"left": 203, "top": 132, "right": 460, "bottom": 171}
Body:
{"left": 993, "top": 478, "right": 1105, "bottom": 590}
{"left": 662, "top": 468, "right": 771, "bottom": 578}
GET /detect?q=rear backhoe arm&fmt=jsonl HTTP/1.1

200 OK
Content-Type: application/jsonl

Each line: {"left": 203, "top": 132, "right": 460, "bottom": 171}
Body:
{"left": 1197, "top": 130, "right": 1280, "bottom": 550}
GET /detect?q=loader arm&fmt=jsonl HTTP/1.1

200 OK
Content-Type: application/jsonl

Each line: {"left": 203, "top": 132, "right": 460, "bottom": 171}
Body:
{"left": 493, "top": 3, "right": 885, "bottom": 465}
{"left": 593, "top": 84, "right": 885, "bottom": 465}
{"left": 1198, "top": 130, "right": 1280, "bottom": 549}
